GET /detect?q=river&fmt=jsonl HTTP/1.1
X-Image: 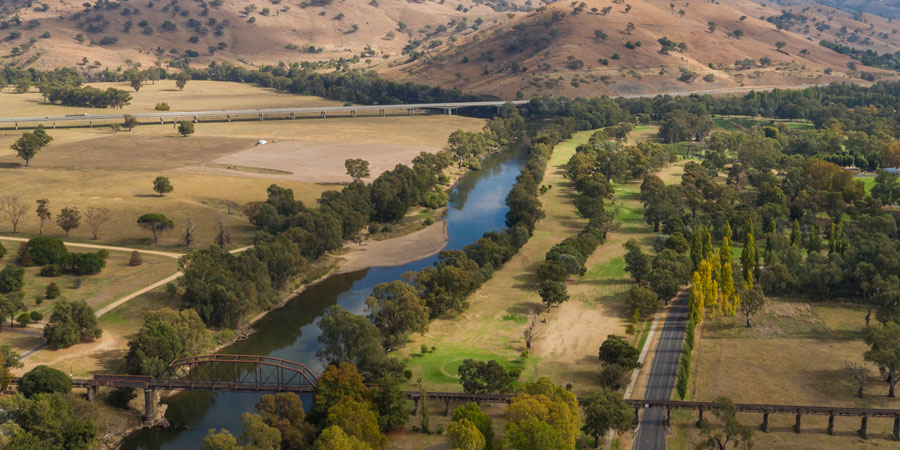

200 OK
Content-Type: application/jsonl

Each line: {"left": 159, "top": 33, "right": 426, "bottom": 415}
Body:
{"left": 122, "top": 145, "right": 528, "bottom": 449}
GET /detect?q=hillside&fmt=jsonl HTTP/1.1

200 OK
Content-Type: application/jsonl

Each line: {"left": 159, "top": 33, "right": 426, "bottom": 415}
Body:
{"left": 384, "top": 0, "right": 900, "bottom": 97}
{"left": 1, "top": 0, "right": 900, "bottom": 97}
{"left": 0, "top": 0, "right": 526, "bottom": 71}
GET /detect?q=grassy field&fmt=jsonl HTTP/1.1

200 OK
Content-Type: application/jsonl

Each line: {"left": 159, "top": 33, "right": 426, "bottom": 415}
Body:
{"left": 0, "top": 80, "right": 483, "bottom": 249}
{"left": 858, "top": 175, "right": 876, "bottom": 195}
{"left": 669, "top": 298, "right": 898, "bottom": 449}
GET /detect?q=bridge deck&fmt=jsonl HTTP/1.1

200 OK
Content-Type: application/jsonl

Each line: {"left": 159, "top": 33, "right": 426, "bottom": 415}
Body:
{"left": 0, "top": 101, "right": 528, "bottom": 124}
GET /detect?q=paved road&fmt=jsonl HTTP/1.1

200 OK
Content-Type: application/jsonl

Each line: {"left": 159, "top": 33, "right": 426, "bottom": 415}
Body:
{"left": 634, "top": 290, "right": 689, "bottom": 450}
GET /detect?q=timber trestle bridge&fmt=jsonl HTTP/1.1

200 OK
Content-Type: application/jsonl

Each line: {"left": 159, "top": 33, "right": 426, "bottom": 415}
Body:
{"left": 15, "top": 354, "right": 900, "bottom": 440}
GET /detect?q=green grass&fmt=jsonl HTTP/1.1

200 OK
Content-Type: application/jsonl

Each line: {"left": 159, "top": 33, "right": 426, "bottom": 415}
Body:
{"left": 858, "top": 176, "right": 875, "bottom": 195}
{"left": 584, "top": 256, "right": 625, "bottom": 281}
{"left": 501, "top": 313, "right": 529, "bottom": 324}
{"left": 406, "top": 343, "right": 537, "bottom": 390}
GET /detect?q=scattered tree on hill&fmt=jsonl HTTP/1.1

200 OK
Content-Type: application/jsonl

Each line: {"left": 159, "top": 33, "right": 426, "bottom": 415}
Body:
{"left": 55, "top": 206, "right": 80, "bottom": 237}
{"left": 708, "top": 21, "right": 717, "bottom": 33}
{"left": 153, "top": 176, "right": 173, "bottom": 196}
{"left": 582, "top": 391, "right": 632, "bottom": 447}
{"left": 178, "top": 120, "right": 195, "bottom": 136}
{"left": 84, "top": 207, "right": 110, "bottom": 240}
{"left": 137, "top": 214, "right": 174, "bottom": 244}
{"left": 345, "top": 158, "right": 371, "bottom": 182}
{"left": 214, "top": 215, "right": 232, "bottom": 248}
{"left": 0, "top": 264, "right": 25, "bottom": 294}
{"left": 863, "top": 323, "right": 900, "bottom": 397}
{"left": 43, "top": 300, "right": 101, "bottom": 348}
{"left": 10, "top": 128, "right": 52, "bottom": 166}
{"left": 733, "top": 29, "right": 744, "bottom": 39}
{"left": 775, "top": 41, "right": 786, "bottom": 52}
{"left": 696, "top": 397, "right": 753, "bottom": 450}
{"left": 0, "top": 196, "right": 27, "bottom": 233}
{"left": 182, "top": 217, "right": 196, "bottom": 247}
{"left": 35, "top": 198, "right": 51, "bottom": 235}
{"left": 175, "top": 72, "right": 191, "bottom": 90}
{"left": 123, "top": 114, "right": 139, "bottom": 130}
{"left": 847, "top": 362, "right": 868, "bottom": 398}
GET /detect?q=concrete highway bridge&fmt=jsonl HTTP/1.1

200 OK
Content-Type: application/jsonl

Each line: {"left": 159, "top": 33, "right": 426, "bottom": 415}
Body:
{"left": 10, "top": 353, "right": 900, "bottom": 441}
{"left": 0, "top": 100, "right": 529, "bottom": 129}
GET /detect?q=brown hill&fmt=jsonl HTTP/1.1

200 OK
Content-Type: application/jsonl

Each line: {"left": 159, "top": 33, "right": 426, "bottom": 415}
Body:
{"left": 1, "top": 0, "right": 899, "bottom": 97}
{"left": 0, "top": 0, "right": 523, "bottom": 71}
{"left": 381, "top": 0, "right": 900, "bottom": 97}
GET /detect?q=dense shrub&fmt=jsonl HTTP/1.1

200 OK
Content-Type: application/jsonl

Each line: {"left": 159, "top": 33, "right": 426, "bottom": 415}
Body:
{"left": 18, "top": 365, "right": 72, "bottom": 397}
{"left": 25, "top": 236, "right": 67, "bottom": 265}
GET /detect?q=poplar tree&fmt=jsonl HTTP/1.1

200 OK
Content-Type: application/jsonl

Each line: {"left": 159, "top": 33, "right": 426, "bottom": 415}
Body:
{"left": 790, "top": 219, "right": 801, "bottom": 247}
{"left": 721, "top": 261, "right": 736, "bottom": 316}
{"left": 808, "top": 224, "right": 821, "bottom": 253}
{"left": 691, "top": 230, "right": 703, "bottom": 270}
{"left": 741, "top": 224, "right": 757, "bottom": 285}
{"left": 702, "top": 227, "right": 713, "bottom": 260}
{"left": 829, "top": 222, "right": 836, "bottom": 254}
{"left": 699, "top": 260, "right": 715, "bottom": 311}
{"left": 719, "top": 234, "right": 732, "bottom": 270}
{"left": 689, "top": 272, "right": 703, "bottom": 323}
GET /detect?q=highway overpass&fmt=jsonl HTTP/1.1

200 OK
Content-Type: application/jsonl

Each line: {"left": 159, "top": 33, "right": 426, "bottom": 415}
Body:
{"left": 0, "top": 100, "right": 530, "bottom": 129}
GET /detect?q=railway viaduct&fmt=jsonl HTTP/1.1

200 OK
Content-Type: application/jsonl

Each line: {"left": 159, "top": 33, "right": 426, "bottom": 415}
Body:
{"left": 12, "top": 354, "right": 900, "bottom": 441}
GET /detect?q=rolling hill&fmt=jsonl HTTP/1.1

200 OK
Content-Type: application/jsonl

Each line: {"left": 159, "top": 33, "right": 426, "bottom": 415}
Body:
{"left": 1, "top": 0, "right": 899, "bottom": 97}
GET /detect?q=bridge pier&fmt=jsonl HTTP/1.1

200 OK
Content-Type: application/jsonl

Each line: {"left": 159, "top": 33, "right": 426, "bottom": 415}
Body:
{"left": 411, "top": 397, "right": 419, "bottom": 415}
{"left": 259, "top": 113, "right": 264, "bottom": 121}
{"left": 86, "top": 385, "right": 98, "bottom": 402}
{"left": 380, "top": 109, "right": 385, "bottom": 117}
{"left": 53, "top": 121, "right": 56, "bottom": 129}
{"left": 893, "top": 416, "right": 899, "bottom": 440}
{"left": 827, "top": 414, "right": 834, "bottom": 435}
{"left": 193, "top": 115, "right": 198, "bottom": 123}
{"left": 633, "top": 406, "right": 640, "bottom": 427}
{"left": 89, "top": 120, "right": 93, "bottom": 128}
{"left": 794, "top": 413, "right": 802, "bottom": 434}
{"left": 351, "top": 110, "right": 356, "bottom": 118}
{"left": 444, "top": 398, "right": 451, "bottom": 416}
{"left": 144, "top": 388, "right": 159, "bottom": 421}
{"left": 408, "top": 108, "right": 414, "bottom": 116}
{"left": 226, "top": 114, "right": 231, "bottom": 122}
{"left": 761, "top": 411, "right": 768, "bottom": 432}
{"left": 665, "top": 407, "right": 672, "bottom": 428}
{"left": 696, "top": 408, "right": 704, "bottom": 428}
{"left": 321, "top": 111, "right": 326, "bottom": 118}
{"left": 160, "top": 117, "right": 164, "bottom": 124}
{"left": 290, "top": 112, "right": 295, "bottom": 120}
{"left": 14, "top": 122, "right": 18, "bottom": 130}
{"left": 858, "top": 414, "right": 868, "bottom": 439}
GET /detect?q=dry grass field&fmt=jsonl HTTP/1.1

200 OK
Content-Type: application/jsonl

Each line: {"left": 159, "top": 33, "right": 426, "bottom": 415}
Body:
{"left": 669, "top": 299, "right": 900, "bottom": 449}
{"left": 0, "top": 80, "right": 484, "bottom": 248}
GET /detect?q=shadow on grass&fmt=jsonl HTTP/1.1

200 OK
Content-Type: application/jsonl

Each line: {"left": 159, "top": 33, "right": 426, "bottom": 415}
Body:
{"left": 506, "top": 302, "right": 541, "bottom": 316}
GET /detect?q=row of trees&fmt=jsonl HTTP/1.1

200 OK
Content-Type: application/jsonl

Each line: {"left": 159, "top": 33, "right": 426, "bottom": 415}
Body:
{"left": 38, "top": 82, "right": 131, "bottom": 108}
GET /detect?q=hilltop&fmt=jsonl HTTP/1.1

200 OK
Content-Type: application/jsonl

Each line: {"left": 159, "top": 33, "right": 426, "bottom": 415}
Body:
{"left": 1, "top": 0, "right": 900, "bottom": 97}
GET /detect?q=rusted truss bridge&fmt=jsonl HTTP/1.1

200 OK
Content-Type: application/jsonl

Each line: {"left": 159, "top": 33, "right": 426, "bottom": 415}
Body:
{"left": 13, "top": 354, "right": 900, "bottom": 440}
